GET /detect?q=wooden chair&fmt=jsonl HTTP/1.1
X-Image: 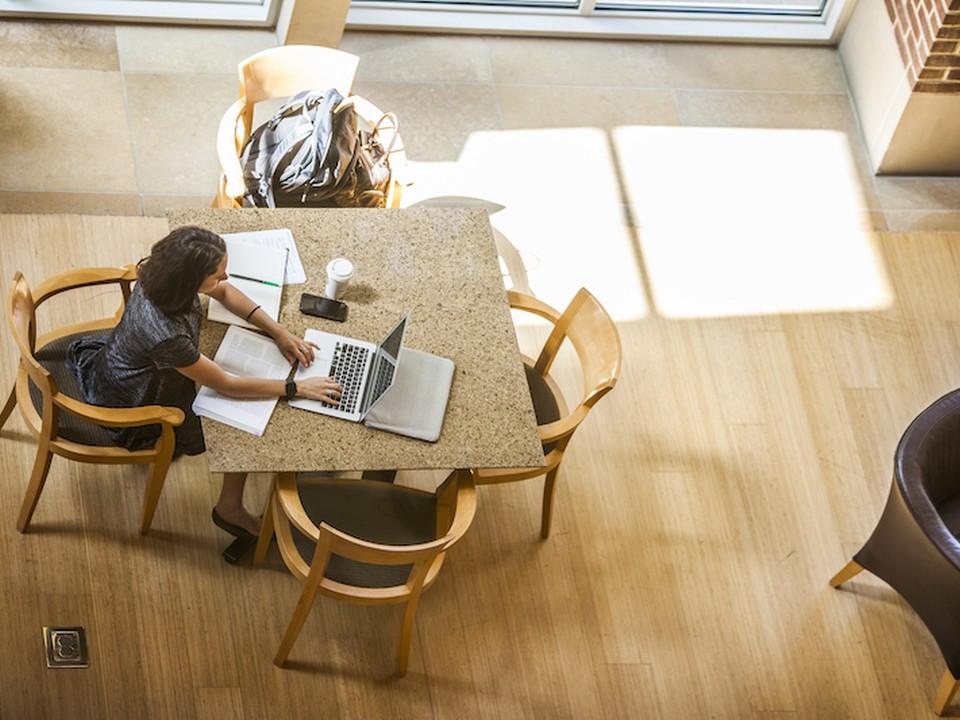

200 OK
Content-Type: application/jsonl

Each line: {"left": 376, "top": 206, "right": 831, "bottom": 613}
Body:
{"left": 0, "top": 268, "right": 184, "bottom": 535}
{"left": 213, "top": 44, "right": 407, "bottom": 209}
{"left": 254, "top": 470, "right": 476, "bottom": 675}
{"left": 473, "top": 288, "right": 622, "bottom": 539}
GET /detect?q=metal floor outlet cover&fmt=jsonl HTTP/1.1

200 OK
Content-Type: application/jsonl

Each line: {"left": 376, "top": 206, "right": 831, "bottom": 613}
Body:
{"left": 43, "top": 626, "right": 89, "bottom": 669}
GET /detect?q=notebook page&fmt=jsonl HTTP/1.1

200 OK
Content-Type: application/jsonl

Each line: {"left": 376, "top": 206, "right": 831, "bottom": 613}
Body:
{"left": 208, "top": 277, "right": 282, "bottom": 330}
{"left": 207, "top": 238, "right": 286, "bottom": 328}
{"left": 221, "top": 228, "right": 305, "bottom": 285}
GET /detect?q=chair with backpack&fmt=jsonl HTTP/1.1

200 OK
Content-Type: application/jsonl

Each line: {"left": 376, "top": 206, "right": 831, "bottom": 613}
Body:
{"left": 213, "top": 45, "right": 407, "bottom": 210}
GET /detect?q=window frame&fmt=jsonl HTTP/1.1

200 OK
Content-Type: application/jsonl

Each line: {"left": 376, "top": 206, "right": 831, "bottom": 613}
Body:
{"left": 346, "top": 0, "right": 852, "bottom": 43}
{"left": 0, "top": 0, "right": 278, "bottom": 25}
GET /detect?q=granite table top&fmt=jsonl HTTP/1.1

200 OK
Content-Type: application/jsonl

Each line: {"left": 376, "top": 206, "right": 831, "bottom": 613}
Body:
{"left": 167, "top": 208, "right": 545, "bottom": 474}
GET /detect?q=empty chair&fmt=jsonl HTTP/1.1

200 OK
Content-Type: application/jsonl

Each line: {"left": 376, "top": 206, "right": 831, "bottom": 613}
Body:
{"left": 1, "top": 268, "right": 184, "bottom": 534}
{"left": 255, "top": 470, "right": 476, "bottom": 675}
{"left": 473, "top": 288, "right": 621, "bottom": 539}
{"left": 830, "top": 389, "right": 960, "bottom": 716}
{"left": 213, "top": 44, "right": 406, "bottom": 209}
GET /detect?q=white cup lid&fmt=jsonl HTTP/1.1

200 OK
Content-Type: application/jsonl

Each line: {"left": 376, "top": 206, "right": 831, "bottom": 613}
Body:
{"left": 327, "top": 258, "right": 354, "bottom": 281}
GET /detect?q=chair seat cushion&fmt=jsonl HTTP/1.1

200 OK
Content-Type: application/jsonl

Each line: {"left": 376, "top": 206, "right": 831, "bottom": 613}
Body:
{"left": 292, "top": 480, "right": 437, "bottom": 589}
{"left": 28, "top": 330, "right": 115, "bottom": 447}
{"left": 524, "top": 363, "right": 561, "bottom": 454}
{"left": 938, "top": 495, "right": 960, "bottom": 539}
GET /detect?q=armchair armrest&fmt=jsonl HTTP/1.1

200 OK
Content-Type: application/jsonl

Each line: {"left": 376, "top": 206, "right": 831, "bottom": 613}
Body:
{"left": 507, "top": 290, "right": 562, "bottom": 324}
{"left": 538, "top": 404, "right": 590, "bottom": 444}
{"left": 33, "top": 266, "right": 137, "bottom": 306}
{"left": 53, "top": 393, "right": 184, "bottom": 428}
{"left": 443, "top": 474, "right": 477, "bottom": 546}
{"left": 217, "top": 98, "right": 248, "bottom": 200}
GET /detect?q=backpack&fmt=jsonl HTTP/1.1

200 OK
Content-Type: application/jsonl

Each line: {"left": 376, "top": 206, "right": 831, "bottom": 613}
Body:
{"left": 240, "top": 88, "right": 398, "bottom": 209}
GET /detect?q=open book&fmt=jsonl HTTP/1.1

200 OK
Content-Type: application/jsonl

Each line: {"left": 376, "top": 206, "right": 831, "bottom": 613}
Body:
{"left": 192, "top": 325, "right": 292, "bottom": 436}
{"left": 208, "top": 234, "right": 288, "bottom": 330}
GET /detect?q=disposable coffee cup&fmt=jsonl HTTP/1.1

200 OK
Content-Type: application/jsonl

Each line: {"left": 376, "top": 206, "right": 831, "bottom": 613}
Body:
{"left": 325, "top": 258, "right": 355, "bottom": 299}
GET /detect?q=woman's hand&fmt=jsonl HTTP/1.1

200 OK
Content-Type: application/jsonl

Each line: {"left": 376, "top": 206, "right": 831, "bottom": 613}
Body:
{"left": 274, "top": 329, "right": 317, "bottom": 367}
{"left": 296, "top": 377, "right": 342, "bottom": 403}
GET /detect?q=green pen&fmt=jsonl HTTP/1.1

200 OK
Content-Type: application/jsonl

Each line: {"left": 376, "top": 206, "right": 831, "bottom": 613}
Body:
{"left": 230, "top": 273, "right": 280, "bottom": 288}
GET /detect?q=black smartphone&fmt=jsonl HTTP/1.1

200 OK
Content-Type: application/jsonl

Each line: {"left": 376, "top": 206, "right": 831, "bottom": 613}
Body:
{"left": 299, "top": 293, "right": 348, "bottom": 322}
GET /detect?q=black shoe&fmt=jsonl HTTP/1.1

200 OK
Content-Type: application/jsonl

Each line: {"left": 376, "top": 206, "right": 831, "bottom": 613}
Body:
{"left": 211, "top": 508, "right": 256, "bottom": 540}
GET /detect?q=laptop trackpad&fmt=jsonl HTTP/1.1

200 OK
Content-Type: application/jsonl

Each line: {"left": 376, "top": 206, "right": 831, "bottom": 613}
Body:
{"left": 363, "top": 347, "right": 454, "bottom": 442}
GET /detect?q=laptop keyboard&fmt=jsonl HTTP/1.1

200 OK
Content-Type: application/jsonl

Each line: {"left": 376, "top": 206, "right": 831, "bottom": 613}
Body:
{"left": 323, "top": 342, "right": 369, "bottom": 414}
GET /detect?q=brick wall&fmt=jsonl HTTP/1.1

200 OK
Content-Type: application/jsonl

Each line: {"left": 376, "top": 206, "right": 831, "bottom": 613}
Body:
{"left": 885, "top": 0, "right": 960, "bottom": 92}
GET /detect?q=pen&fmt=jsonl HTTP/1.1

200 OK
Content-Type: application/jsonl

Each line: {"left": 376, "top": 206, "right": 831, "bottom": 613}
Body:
{"left": 230, "top": 273, "right": 280, "bottom": 288}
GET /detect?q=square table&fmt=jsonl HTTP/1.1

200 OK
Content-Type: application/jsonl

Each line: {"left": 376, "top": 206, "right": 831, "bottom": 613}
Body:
{"left": 167, "top": 208, "right": 545, "bottom": 475}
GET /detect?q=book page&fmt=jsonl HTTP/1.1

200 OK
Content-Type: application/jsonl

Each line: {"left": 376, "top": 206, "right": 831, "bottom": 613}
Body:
{"left": 213, "top": 325, "right": 291, "bottom": 380}
{"left": 192, "top": 383, "right": 278, "bottom": 437}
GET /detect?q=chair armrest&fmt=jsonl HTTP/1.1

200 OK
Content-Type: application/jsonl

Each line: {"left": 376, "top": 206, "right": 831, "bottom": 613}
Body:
{"left": 277, "top": 472, "right": 321, "bottom": 542}
{"left": 507, "top": 290, "right": 562, "bottom": 324}
{"left": 443, "top": 473, "right": 477, "bottom": 545}
{"left": 53, "top": 393, "right": 185, "bottom": 428}
{"left": 539, "top": 404, "right": 590, "bottom": 444}
{"left": 217, "top": 98, "right": 248, "bottom": 200}
{"left": 33, "top": 266, "right": 137, "bottom": 306}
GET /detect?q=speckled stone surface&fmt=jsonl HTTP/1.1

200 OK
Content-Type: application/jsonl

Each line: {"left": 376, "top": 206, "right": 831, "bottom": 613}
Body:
{"left": 167, "top": 208, "right": 545, "bottom": 474}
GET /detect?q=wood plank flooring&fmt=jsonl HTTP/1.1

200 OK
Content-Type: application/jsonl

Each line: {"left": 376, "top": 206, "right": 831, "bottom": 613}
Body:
{"left": 1, "top": 215, "right": 958, "bottom": 719}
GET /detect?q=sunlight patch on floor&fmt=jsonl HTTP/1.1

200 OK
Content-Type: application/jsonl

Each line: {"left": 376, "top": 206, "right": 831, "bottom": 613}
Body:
{"left": 613, "top": 126, "right": 893, "bottom": 318}
{"left": 404, "top": 128, "right": 649, "bottom": 325}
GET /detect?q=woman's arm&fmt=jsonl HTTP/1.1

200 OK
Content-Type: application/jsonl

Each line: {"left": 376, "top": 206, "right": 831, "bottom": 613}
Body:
{"left": 206, "top": 282, "right": 315, "bottom": 366}
{"left": 177, "top": 354, "right": 341, "bottom": 402}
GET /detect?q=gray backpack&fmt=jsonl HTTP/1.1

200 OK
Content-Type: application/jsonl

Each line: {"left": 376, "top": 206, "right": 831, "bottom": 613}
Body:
{"left": 241, "top": 88, "right": 396, "bottom": 209}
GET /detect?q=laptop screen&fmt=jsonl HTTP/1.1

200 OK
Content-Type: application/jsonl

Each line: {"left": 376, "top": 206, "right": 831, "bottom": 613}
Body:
{"left": 359, "top": 315, "right": 407, "bottom": 417}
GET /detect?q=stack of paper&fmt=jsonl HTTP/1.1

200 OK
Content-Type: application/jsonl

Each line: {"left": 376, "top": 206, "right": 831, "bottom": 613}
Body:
{"left": 192, "top": 325, "right": 292, "bottom": 436}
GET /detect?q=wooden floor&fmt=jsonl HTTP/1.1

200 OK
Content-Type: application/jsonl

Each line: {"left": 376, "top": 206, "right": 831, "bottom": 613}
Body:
{"left": 2, "top": 214, "right": 959, "bottom": 719}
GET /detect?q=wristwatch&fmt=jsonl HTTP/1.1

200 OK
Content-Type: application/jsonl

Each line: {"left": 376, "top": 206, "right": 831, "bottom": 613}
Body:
{"left": 285, "top": 379, "right": 297, "bottom": 401}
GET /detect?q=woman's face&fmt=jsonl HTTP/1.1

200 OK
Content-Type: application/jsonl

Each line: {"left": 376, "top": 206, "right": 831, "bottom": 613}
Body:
{"left": 197, "top": 254, "right": 228, "bottom": 295}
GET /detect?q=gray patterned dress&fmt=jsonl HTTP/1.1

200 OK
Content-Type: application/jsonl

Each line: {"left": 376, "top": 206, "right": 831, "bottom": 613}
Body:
{"left": 67, "top": 283, "right": 205, "bottom": 454}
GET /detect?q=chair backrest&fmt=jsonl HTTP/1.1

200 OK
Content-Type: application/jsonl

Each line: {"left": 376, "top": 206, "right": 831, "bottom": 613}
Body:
{"left": 273, "top": 473, "right": 476, "bottom": 602}
{"left": 7, "top": 273, "right": 54, "bottom": 405}
{"left": 535, "top": 288, "right": 622, "bottom": 411}
{"left": 883, "top": 390, "right": 960, "bottom": 675}
{"left": 895, "top": 389, "right": 960, "bottom": 565}
{"left": 239, "top": 45, "right": 359, "bottom": 107}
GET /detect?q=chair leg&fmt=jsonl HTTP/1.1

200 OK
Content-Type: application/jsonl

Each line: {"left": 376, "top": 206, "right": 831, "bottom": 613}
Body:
{"left": 829, "top": 560, "right": 865, "bottom": 588}
{"left": 253, "top": 492, "right": 276, "bottom": 567}
{"left": 935, "top": 669, "right": 959, "bottom": 716}
{"left": 17, "top": 441, "right": 53, "bottom": 533}
{"left": 274, "top": 581, "right": 322, "bottom": 667}
{"left": 397, "top": 593, "right": 423, "bottom": 677}
{"left": 0, "top": 384, "right": 16, "bottom": 430}
{"left": 139, "top": 452, "right": 173, "bottom": 536}
{"left": 540, "top": 467, "right": 559, "bottom": 540}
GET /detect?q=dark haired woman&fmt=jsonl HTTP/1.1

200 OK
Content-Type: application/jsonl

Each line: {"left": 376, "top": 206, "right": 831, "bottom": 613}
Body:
{"left": 67, "top": 226, "right": 341, "bottom": 538}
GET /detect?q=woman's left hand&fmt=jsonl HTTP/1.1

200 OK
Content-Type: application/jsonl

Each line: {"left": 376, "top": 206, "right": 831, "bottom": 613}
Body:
{"left": 275, "top": 330, "right": 317, "bottom": 367}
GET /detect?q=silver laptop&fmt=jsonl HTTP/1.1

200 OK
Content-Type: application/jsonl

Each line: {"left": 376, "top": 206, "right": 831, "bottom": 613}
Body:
{"left": 290, "top": 315, "right": 408, "bottom": 423}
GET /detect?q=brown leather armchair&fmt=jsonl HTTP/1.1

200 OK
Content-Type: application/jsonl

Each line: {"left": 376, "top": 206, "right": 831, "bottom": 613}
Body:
{"left": 830, "top": 389, "right": 960, "bottom": 716}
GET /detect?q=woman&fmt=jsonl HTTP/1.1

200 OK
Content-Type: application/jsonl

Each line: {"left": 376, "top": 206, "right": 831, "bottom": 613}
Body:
{"left": 68, "top": 226, "right": 341, "bottom": 538}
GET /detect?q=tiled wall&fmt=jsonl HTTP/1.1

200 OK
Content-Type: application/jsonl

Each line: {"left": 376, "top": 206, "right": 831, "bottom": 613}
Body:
{"left": 885, "top": 0, "right": 960, "bottom": 91}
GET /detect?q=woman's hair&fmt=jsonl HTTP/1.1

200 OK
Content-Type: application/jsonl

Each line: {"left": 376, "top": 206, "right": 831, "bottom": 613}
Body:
{"left": 137, "top": 226, "right": 226, "bottom": 315}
